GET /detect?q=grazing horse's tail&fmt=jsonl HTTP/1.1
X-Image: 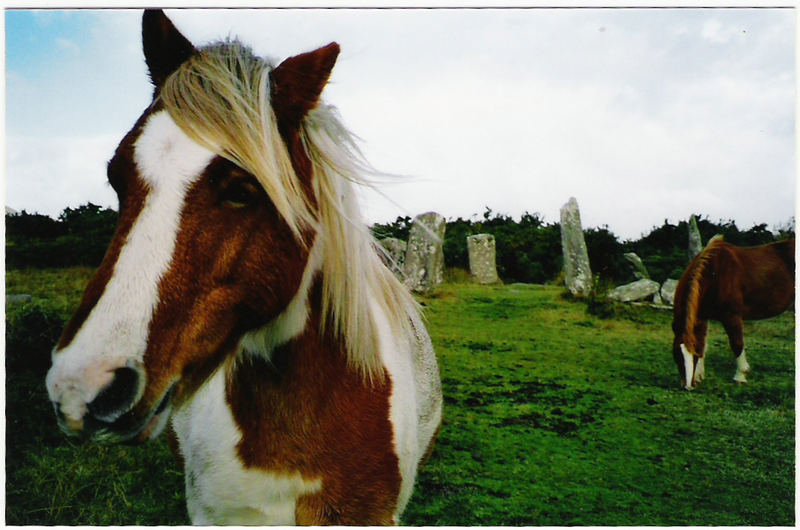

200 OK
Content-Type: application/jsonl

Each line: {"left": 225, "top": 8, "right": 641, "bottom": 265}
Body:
{"left": 675, "top": 234, "right": 727, "bottom": 355}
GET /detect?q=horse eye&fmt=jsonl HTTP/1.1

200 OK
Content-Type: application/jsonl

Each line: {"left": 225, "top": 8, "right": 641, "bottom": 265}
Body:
{"left": 219, "top": 179, "right": 259, "bottom": 208}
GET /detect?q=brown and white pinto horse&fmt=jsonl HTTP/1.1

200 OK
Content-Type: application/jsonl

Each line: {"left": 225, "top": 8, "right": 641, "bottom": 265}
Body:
{"left": 45, "top": 10, "right": 442, "bottom": 525}
{"left": 671, "top": 235, "right": 794, "bottom": 390}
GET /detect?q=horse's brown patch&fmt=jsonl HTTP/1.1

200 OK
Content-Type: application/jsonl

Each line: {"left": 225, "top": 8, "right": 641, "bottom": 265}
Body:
{"left": 226, "top": 280, "right": 401, "bottom": 525}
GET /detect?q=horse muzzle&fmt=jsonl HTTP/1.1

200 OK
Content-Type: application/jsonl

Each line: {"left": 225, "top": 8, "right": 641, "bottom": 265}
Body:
{"left": 46, "top": 358, "right": 175, "bottom": 443}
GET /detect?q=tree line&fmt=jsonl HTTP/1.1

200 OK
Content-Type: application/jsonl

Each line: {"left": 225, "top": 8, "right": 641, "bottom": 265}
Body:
{"left": 6, "top": 203, "right": 794, "bottom": 286}
{"left": 6, "top": 204, "right": 118, "bottom": 269}
{"left": 372, "top": 207, "right": 794, "bottom": 285}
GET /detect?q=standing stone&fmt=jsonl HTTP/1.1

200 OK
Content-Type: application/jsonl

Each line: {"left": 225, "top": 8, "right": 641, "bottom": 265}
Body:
{"left": 688, "top": 215, "right": 702, "bottom": 259}
{"left": 467, "top": 234, "right": 499, "bottom": 285}
{"left": 403, "top": 212, "right": 446, "bottom": 294}
{"left": 379, "top": 237, "right": 407, "bottom": 278}
{"left": 623, "top": 252, "right": 650, "bottom": 280}
{"left": 660, "top": 279, "right": 679, "bottom": 306}
{"left": 559, "top": 197, "right": 593, "bottom": 297}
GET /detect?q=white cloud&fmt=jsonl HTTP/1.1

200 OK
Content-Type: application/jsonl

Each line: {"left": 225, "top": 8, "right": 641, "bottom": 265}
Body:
{"left": 6, "top": 135, "right": 120, "bottom": 217}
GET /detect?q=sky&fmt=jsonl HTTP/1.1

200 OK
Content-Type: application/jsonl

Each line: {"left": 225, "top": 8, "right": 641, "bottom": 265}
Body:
{"left": 4, "top": 7, "right": 796, "bottom": 241}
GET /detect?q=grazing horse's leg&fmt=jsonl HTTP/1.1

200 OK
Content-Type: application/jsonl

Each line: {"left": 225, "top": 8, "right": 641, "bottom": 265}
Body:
{"left": 722, "top": 314, "right": 749, "bottom": 383}
{"left": 693, "top": 320, "right": 708, "bottom": 384}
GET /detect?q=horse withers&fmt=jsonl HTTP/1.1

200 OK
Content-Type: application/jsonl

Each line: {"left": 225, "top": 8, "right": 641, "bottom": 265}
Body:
{"left": 45, "top": 10, "right": 442, "bottom": 525}
{"left": 671, "top": 235, "right": 794, "bottom": 390}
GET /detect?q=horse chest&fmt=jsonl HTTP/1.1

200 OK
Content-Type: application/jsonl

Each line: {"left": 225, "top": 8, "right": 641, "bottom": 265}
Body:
{"left": 171, "top": 369, "right": 322, "bottom": 525}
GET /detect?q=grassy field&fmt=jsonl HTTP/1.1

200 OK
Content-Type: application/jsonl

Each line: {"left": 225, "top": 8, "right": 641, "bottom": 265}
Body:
{"left": 5, "top": 268, "right": 795, "bottom": 525}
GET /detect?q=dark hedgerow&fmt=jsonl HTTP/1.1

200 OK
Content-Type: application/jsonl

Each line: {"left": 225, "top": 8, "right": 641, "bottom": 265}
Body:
{"left": 372, "top": 209, "right": 793, "bottom": 286}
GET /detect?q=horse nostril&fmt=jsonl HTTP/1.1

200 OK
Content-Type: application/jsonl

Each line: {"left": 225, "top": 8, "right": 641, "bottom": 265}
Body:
{"left": 87, "top": 366, "right": 142, "bottom": 423}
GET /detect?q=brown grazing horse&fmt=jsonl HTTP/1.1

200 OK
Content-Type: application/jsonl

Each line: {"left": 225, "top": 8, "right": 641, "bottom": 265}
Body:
{"left": 671, "top": 235, "right": 794, "bottom": 390}
{"left": 45, "top": 10, "right": 442, "bottom": 524}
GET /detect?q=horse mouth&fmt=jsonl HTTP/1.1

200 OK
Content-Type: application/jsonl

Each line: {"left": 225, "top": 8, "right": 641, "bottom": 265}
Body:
{"left": 130, "top": 383, "right": 177, "bottom": 443}
{"left": 65, "top": 384, "right": 177, "bottom": 444}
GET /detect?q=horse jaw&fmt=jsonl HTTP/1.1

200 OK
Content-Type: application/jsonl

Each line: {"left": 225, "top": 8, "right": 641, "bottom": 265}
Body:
{"left": 238, "top": 238, "right": 322, "bottom": 360}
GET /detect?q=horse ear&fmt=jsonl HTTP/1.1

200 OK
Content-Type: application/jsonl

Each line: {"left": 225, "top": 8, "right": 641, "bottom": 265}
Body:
{"left": 142, "top": 9, "right": 196, "bottom": 88}
{"left": 270, "top": 43, "right": 340, "bottom": 131}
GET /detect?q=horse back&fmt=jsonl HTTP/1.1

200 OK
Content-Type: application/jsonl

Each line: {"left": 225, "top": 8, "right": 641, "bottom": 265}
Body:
{"left": 711, "top": 239, "right": 794, "bottom": 320}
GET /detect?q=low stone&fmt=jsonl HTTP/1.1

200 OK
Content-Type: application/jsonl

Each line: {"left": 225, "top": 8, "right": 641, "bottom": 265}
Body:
{"left": 403, "top": 212, "right": 446, "bottom": 294}
{"left": 660, "top": 279, "right": 679, "bottom": 306}
{"left": 467, "top": 234, "right": 499, "bottom": 285}
{"left": 6, "top": 294, "right": 32, "bottom": 305}
{"left": 607, "top": 279, "right": 660, "bottom": 303}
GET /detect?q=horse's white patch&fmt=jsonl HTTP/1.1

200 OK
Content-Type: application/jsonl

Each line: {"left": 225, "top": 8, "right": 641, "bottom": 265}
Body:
{"left": 374, "top": 300, "right": 442, "bottom": 519}
{"left": 46, "top": 111, "right": 216, "bottom": 426}
{"left": 734, "top": 348, "right": 750, "bottom": 383}
{"left": 172, "top": 367, "right": 322, "bottom": 524}
{"left": 372, "top": 299, "right": 418, "bottom": 517}
{"left": 680, "top": 343, "right": 695, "bottom": 390}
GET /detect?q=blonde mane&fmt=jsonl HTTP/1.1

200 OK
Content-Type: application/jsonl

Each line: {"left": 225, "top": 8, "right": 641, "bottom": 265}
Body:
{"left": 682, "top": 234, "right": 726, "bottom": 355}
{"left": 158, "top": 40, "right": 421, "bottom": 380}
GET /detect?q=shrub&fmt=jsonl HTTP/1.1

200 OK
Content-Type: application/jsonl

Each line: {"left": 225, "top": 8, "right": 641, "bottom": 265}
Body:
{"left": 5, "top": 302, "right": 65, "bottom": 376}
{"left": 6, "top": 203, "right": 118, "bottom": 269}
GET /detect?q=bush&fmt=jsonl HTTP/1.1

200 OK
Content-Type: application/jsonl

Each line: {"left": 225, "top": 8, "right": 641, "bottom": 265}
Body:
{"left": 5, "top": 302, "right": 65, "bottom": 376}
{"left": 6, "top": 203, "right": 118, "bottom": 269}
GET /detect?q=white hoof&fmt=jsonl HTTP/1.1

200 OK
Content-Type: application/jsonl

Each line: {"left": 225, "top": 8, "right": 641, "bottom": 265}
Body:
{"left": 733, "top": 372, "right": 748, "bottom": 384}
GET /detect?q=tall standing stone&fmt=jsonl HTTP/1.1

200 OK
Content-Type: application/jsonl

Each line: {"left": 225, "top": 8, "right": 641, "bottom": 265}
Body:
{"left": 688, "top": 215, "right": 702, "bottom": 259}
{"left": 467, "top": 234, "right": 499, "bottom": 285}
{"left": 379, "top": 237, "right": 407, "bottom": 278}
{"left": 403, "top": 212, "right": 446, "bottom": 294}
{"left": 559, "top": 197, "right": 593, "bottom": 297}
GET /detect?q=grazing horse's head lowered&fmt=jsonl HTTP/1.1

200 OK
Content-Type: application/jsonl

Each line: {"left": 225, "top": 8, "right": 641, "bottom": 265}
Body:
{"left": 46, "top": 10, "right": 441, "bottom": 524}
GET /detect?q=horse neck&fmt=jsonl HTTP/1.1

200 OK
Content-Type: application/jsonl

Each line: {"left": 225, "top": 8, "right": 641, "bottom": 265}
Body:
{"left": 225, "top": 276, "right": 392, "bottom": 455}
{"left": 674, "top": 248, "right": 721, "bottom": 354}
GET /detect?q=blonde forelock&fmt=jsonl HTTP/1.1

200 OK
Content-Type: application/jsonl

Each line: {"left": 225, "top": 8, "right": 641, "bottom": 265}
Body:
{"left": 159, "top": 40, "right": 317, "bottom": 240}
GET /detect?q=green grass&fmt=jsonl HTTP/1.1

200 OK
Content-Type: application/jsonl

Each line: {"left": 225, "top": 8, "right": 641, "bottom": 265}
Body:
{"left": 5, "top": 269, "right": 794, "bottom": 525}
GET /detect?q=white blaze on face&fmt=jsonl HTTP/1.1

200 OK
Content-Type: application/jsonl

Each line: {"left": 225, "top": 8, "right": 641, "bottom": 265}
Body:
{"left": 45, "top": 111, "right": 216, "bottom": 426}
{"left": 680, "top": 343, "right": 695, "bottom": 390}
